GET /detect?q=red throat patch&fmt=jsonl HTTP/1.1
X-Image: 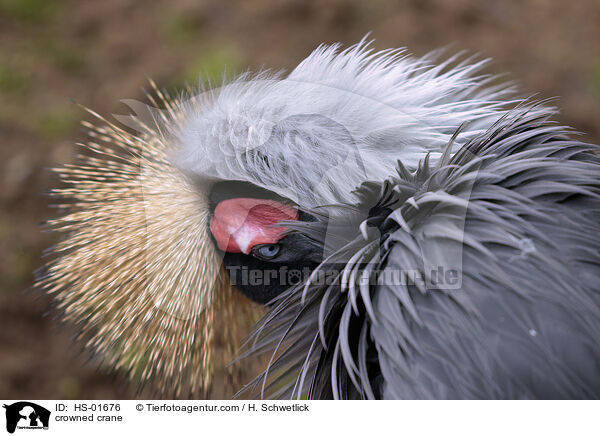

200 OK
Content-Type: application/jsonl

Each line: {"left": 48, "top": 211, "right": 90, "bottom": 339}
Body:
{"left": 210, "top": 198, "right": 298, "bottom": 254}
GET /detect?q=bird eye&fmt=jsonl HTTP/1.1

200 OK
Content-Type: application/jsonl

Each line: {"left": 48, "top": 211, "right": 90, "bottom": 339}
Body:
{"left": 252, "top": 244, "right": 281, "bottom": 260}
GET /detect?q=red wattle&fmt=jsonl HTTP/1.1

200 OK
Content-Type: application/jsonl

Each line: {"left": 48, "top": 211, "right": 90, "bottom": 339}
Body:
{"left": 210, "top": 198, "right": 298, "bottom": 254}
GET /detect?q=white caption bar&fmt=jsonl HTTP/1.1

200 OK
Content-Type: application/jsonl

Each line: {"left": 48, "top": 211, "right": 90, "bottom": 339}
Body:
{"left": 0, "top": 400, "right": 597, "bottom": 436}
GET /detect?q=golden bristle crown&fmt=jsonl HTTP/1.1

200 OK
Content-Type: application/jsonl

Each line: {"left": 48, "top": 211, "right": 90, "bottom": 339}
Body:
{"left": 38, "top": 82, "right": 259, "bottom": 397}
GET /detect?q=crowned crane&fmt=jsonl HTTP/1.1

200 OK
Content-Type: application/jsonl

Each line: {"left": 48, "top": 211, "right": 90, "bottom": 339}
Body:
{"left": 39, "top": 39, "right": 600, "bottom": 399}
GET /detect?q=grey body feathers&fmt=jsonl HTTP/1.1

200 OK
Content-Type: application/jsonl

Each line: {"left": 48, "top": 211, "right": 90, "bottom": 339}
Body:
{"left": 241, "top": 110, "right": 600, "bottom": 399}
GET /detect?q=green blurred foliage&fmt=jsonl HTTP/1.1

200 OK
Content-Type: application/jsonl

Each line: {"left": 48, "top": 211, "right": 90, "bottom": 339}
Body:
{"left": 0, "top": 249, "right": 35, "bottom": 292}
{"left": 45, "top": 43, "right": 86, "bottom": 75}
{"left": 170, "top": 48, "right": 243, "bottom": 92}
{"left": 12, "top": 251, "right": 35, "bottom": 283}
{"left": 58, "top": 377, "right": 81, "bottom": 400}
{"left": 0, "top": 62, "right": 30, "bottom": 93}
{"left": 0, "top": 215, "right": 10, "bottom": 241}
{"left": 0, "top": 0, "right": 60, "bottom": 23}
{"left": 35, "top": 106, "right": 79, "bottom": 140}
{"left": 163, "top": 14, "right": 201, "bottom": 43}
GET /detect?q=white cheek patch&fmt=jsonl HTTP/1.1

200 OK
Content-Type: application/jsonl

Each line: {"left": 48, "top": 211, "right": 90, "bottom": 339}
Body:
{"left": 232, "top": 225, "right": 260, "bottom": 255}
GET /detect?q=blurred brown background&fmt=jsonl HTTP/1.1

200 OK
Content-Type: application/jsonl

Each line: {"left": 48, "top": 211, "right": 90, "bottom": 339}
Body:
{"left": 0, "top": 0, "right": 599, "bottom": 399}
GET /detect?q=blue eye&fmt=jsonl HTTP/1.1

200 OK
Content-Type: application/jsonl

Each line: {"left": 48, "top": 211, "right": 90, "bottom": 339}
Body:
{"left": 254, "top": 244, "right": 281, "bottom": 259}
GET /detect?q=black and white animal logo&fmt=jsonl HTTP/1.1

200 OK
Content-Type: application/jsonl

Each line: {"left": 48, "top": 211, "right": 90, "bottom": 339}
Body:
{"left": 3, "top": 402, "right": 50, "bottom": 434}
